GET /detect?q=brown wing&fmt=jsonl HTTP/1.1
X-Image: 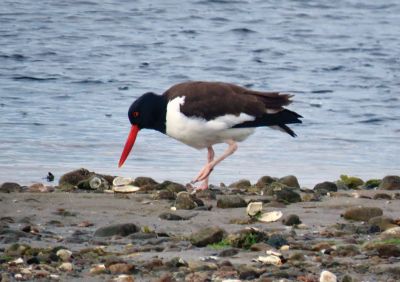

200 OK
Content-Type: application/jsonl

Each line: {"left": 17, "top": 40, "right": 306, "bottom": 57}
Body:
{"left": 162, "top": 81, "right": 292, "bottom": 121}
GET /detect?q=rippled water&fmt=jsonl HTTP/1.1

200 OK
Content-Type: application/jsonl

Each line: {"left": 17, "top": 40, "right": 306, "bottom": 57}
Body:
{"left": 1, "top": 0, "right": 399, "bottom": 186}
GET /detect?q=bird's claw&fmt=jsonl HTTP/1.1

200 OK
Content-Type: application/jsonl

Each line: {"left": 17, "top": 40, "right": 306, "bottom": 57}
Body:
{"left": 192, "top": 166, "right": 213, "bottom": 183}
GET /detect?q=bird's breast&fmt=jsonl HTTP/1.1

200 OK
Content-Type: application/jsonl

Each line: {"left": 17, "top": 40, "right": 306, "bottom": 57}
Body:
{"left": 165, "top": 96, "right": 256, "bottom": 149}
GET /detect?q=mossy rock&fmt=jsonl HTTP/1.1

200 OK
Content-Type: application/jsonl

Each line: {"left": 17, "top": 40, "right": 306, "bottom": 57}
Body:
{"left": 256, "top": 176, "right": 276, "bottom": 189}
{"left": 340, "top": 175, "right": 364, "bottom": 189}
{"left": 228, "top": 179, "right": 252, "bottom": 189}
{"left": 279, "top": 175, "right": 300, "bottom": 188}
{"left": 59, "top": 168, "right": 94, "bottom": 186}
{"left": 77, "top": 175, "right": 110, "bottom": 191}
{"left": 364, "top": 179, "right": 381, "bottom": 189}
{"left": 226, "top": 229, "right": 267, "bottom": 249}
{"left": 132, "top": 176, "right": 158, "bottom": 187}
{"left": 190, "top": 227, "right": 226, "bottom": 247}
{"left": 379, "top": 175, "right": 400, "bottom": 190}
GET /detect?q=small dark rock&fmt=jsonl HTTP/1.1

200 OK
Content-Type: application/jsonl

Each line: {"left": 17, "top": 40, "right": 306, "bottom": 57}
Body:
{"left": 379, "top": 175, "right": 400, "bottom": 190}
{"left": 227, "top": 229, "right": 267, "bottom": 249}
{"left": 133, "top": 176, "right": 158, "bottom": 187}
{"left": 159, "top": 212, "right": 187, "bottom": 221}
{"left": 0, "top": 182, "right": 22, "bottom": 193}
{"left": 256, "top": 175, "right": 276, "bottom": 189}
{"left": 190, "top": 226, "right": 225, "bottom": 247}
{"left": 282, "top": 214, "right": 301, "bottom": 226}
{"left": 0, "top": 229, "right": 29, "bottom": 243}
{"left": 313, "top": 181, "right": 338, "bottom": 195}
{"left": 218, "top": 248, "right": 239, "bottom": 257}
{"left": 164, "top": 181, "right": 186, "bottom": 193}
{"left": 27, "top": 256, "right": 40, "bottom": 265}
{"left": 375, "top": 244, "right": 400, "bottom": 257}
{"left": 267, "top": 233, "right": 288, "bottom": 248}
{"left": 368, "top": 216, "right": 397, "bottom": 231}
{"left": 373, "top": 193, "right": 392, "bottom": 200}
{"left": 275, "top": 188, "right": 302, "bottom": 203}
{"left": 229, "top": 179, "right": 252, "bottom": 189}
{"left": 333, "top": 244, "right": 360, "bottom": 256}
{"left": 342, "top": 206, "right": 383, "bottom": 221}
{"left": 154, "top": 190, "right": 176, "bottom": 200}
{"left": 175, "top": 192, "right": 200, "bottom": 210}
{"left": 94, "top": 223, "right": 139, "bottom": 237}
{"left": 194, "top": 189, "right": 217, "bottom": 200}
{"left": 46, "top": 172, "right": 55, "bottom": 182}
{"left": 217, "top": 195, "right": 247, "bottom": 208}
{"left": 279, "top": 175, "right": 300, "bottom": 188}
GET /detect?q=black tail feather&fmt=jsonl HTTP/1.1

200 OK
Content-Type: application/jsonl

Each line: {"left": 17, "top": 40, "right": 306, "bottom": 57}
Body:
{"left": 233, "top": 109, "right": 302, "bottom": 137}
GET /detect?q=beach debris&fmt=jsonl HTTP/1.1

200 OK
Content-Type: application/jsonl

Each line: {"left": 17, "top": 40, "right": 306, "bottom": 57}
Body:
{"left": 258, "top": 211, "right": 283, "bottom": 223}
{"left": 113, "top": 176, "right": 134, "bottom": 187}
{"left": 113, "top": 185, "right": 140, "bottom": 193}
{"left": 56, "top": 249, "right": 72, "bottom": 262}
{"left": 46, "top": 172, "right": 55, "bottom": 182}
{"left": 246, "top": 201, "right": 263, "bottom": 217}
{"left": 319, "top": 270, "right": 337, "bottom": 282}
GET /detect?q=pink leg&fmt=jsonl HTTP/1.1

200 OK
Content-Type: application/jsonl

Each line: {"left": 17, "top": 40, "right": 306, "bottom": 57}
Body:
{"left": 192, "top": 140, "right": 238, "bottom": 185}
{"left": 194, "top": 146, "right": 215, "bottom": 191}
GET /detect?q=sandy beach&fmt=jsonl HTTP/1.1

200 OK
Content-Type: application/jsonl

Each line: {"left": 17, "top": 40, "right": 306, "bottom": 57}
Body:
{"left": 1, "top": 171, "right": 400, "bottom": 281}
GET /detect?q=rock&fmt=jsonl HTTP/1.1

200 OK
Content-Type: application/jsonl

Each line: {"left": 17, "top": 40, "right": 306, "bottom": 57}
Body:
{"left": 56, "top": 249, "right": 72, "bottom": 262}
{"left": 379, "top": 175, "right": 400, "bottom": 190}
{"left": 279, "top": 175, "right": 300, "bottom": 188}
{"left": 373, "top": 193, "right": 392, "bottom": 200}
{"left": 154, "top": 190, "right": 176, "bottom": 200}
{"left": 249, "top": 242, "right": 270, "bottom": 252}
{"left": 194, "top": 189, "right": 217, "bottom": 200}
{"left": 175, "top": 192, "right": 200, "bottom": 210}
{"left": 333, "top": 244, "right": 360, "bottom": 256}
{"left": 368, "top": 216, "right": 397, "bottom": 231}
{"left": 108, "top": 263, "right": 135, "bottom": 274}
{"left": 342, "top": 206, "right": 383, "bottom": 221}
{"left": 275, "top": 188, "right": 302, "bottom": 203}
{"left": 0, "top": 182, "right": 22, "bottom": 193}
{"left": 267, "top": 234, "right": 288, "bottom": 249}
{"left": 90, "top": 264, "right": 107, "bottom": 275}
{"left": 27, "top": 183, "right": 53, "bottom": 193}
{"left": 246, "top": 202, "right": 263, "bottom": 217}
{"left": 364, "top": 179, "right": 381, "bottom": 189}
{"left": 282, "top": 214, "right": 301, "bottom": 226}
{"left": 94, "top": 223, "right": 139, "bottom": 237}
{"left": 133, "top": 176, "right": 158, "bottom": 187}
{"left": 340, "top": 175, "right": 364, "bottom": 189}
{"left": 380, "top": 227, "right": 400, "bottom": 239}
{"left": 111, "top": 275, "right": 135, "bottom": 282}
{"left": 256, "top": 175, "right": 276, "bottom": 189}
{"left": 229, "top": 179, "right": 252, "bottom": 189}
{"left": 218, "top": 248, "right": 239, "bottom": 257}
{"left": 159, "top": 212, "right": 187, "bottom": 221}
{"left": 59, "top": 168, "right": 93, "bottom": 186}
{"left": 257, "top": 255, "right": 283, "bottom": 266}
{"left": 313, "top": 181, "right": 338, "bottom": 195}
{"left": 227, "top": 229, "right": 267, "bottom": 249}
{"left": 374, "top": 244, "right": 400, "bottom": 257}
{"left": 319, "top": 270, "right": 337, "bottom": 282}
{"left": 0, "top": 229, "right": 29, "bottom": 243}
{"left": 190, "top": 226, "right": 225, "bottom": 247}
{"left": 164, "top": 181, "right": 186, "bottom": 193}
{"left": 217, "top": 195, "right": 247, "bottom": 209}
{"left": 58, "top": 262, "right": 73, "bottom": 272}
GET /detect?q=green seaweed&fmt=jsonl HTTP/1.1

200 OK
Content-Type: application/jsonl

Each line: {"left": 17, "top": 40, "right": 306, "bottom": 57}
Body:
{"left": 207, "top": 238, "right": 231, "bottom": 250}
{"left": 340, "top": 175, "right": 364, "bottom": 189}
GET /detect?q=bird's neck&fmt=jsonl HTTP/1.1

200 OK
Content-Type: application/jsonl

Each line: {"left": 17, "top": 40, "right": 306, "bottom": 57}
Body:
{"left": 146, "top": 95, "right": 167, "bottom": 134}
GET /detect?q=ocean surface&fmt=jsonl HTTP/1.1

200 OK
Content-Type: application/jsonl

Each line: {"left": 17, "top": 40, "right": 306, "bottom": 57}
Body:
{"left": 1, "top": 0, "right": 399, "bottom": 187}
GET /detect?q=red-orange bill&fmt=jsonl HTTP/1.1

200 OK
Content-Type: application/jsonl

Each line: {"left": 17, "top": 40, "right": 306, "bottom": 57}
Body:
{"left": 118, "top": 125, "right": 139, "bottom": 168}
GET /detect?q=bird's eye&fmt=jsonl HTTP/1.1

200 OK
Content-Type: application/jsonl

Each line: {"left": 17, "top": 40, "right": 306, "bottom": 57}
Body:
{"left": 133, "top": 111, "right": 140, "bottom": 118}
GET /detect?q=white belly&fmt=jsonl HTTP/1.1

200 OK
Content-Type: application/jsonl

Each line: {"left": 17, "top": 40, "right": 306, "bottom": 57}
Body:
{"left": 165, "top": 96, "right": 256, "bottom": 149}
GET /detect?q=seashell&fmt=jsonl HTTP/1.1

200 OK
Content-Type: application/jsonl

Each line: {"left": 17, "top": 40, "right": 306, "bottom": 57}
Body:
{"left": 266, "top": 250, "right": 282, "bottom": 256}
{"left": 113, "top": 176, "right": 134, "bottom": 187}
{"left": 258, "top": 211, "right": 283, "bottom": 223}
{"left": 89, "top": 176, "right": 102, "bottom": 189}
{"left": 112, "top": 185, "right": 140, "bottom": 193}
{"left": 256, "top": 255, "right": 282, "bottom": 266}
{"left": 246, "top": 201, "right": 263, "bottom": 217}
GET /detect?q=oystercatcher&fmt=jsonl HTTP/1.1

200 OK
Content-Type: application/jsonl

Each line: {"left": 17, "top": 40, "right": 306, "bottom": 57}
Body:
{"left": 119, "top": 81, "right": 302, "bottom": 190}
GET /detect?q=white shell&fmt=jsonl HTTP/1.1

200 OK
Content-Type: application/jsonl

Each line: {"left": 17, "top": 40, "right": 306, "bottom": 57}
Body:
{"left": 89, "top": 177, "right": 102, "bottom": 189}
{"left": 256, "top": 255, "right": 282, "bottom": 266}
{"left": 113, "top": 185, "right": 140, "bottom": 193}
{"left": 246, "top": 202, "right": 263, "bottom": 216}
{"left": 258, "top": 211, "right": 283, "bottom": 222}
{"left": 113, "top": 176, "right": 134, "bottom": 187}
{"left": 266, "top": 250, "right": 282, "bottom": 256}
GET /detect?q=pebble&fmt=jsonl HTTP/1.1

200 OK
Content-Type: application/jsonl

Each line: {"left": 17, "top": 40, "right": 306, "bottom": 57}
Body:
{"left": 58, "top": 262, "right": 73, "bottom": 272}
{"left": 56, "top": 249, "right": 72, "bottom": 262}
{"left": 342, "top": 206, "right": 383, "bottom": 221}
{"left": 319, "top": 270, "right": 337, "bottom": 282}
{"left": 217, "top": 195, "right": 247, "bottom": 208}
{"left": 108, "top": 263, "right": 135, "bottom": 274}
{"left": 282, "top": 214, "right": 301, "bottom": 226}
{"left": 94, "top": 223, "right": 139, "bottom": 237}
{"left": 190, "top": 226, "right": 225, "bottom": 247}
{"left": 90, "top": 264, "right": 107, "bottom": 275}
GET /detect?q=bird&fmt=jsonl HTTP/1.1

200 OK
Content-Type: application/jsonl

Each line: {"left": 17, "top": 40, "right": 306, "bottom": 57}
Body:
{"left": 118, "top": 81, "right": 302, "bottom": 191}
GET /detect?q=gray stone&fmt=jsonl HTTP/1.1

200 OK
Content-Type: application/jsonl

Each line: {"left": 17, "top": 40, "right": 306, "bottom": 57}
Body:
{"left": 279, "top": 175, "right": 300, "bottom": 188}
{"left": 132, "top": 176, "right": 158, "bottom": 187}
{"left": 255, "top": 175, "right": 276, "bottom": 189}
{"left": 282, "top": 214, "right": 302, "bottom": 226}
{"left": 228, "top": 179, "right": 252, "bottom": 189}
{"left": 175, "top": 192, "right": 199, "bottom": 210}
{"left": 342, "top": 206, "right": 383, "bottom": 221}
{"left": 313, "top": 181, "right": 338, "bottom": 195}
{"left": 217, "top": 195, "right": 247, "bottom": 208}
{"left": 190, "top": 226, "right": 225, "bottom": 247}
{"left": 59, "top": 168, "right": 93, "bottom": 186}
{"left": 0, "top": 182, "right": 22, "bottom": 193}
{"left": 369, "top": 216, "right": 397, "bottom": 231}
{"left": 159, "top": 212, "right": 186, "bottom": 221}
{"left": 275, "top": 187, "right": 302, "bottom": 203}
{"left": 94, "top": 223, "right": 139, "bottom": 237}
{"left": 379, "top": 175, "right": 400, "bottom": 190}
